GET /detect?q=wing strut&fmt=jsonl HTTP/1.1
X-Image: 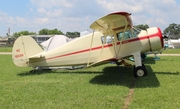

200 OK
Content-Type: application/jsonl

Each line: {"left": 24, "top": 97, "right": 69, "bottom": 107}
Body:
{"left": 98, "top": 37, "right": 105, "bottom": 61}
{"left": 97, "top": 28, "right": 114, "bottom": 61}
{"left": 116, "top": 19, "right": 129, "bottom": 56}
{"left": 87, "top": 30, "right": 95, "bottom": 66}
{"left": 111, "top": 30, "right": 118, "bottom": 58}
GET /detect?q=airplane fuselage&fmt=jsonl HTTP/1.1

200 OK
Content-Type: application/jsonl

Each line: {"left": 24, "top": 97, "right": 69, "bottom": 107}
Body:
{"left": 28, "top": 27, "right": 163, "bottom": 67}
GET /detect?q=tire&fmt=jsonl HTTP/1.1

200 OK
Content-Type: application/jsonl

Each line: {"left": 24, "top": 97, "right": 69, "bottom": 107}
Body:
{"left": 141, "top": 54, "right": 146, "bottom": 60}
{"left": 134, "top": 66, "right": 147, "bottom": 77}
{"left": 134, "top": 64, "right": 145, "bottom": 69}
{"left": 142, "top": 64, "right": 147, "bottom": 76}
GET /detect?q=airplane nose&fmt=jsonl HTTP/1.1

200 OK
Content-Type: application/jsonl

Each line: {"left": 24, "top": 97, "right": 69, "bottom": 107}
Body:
{"left": 147, "top": 27, "right": 164, "bottom": 51}
{"left": 157, "top": 27, "right": 164, "bottom": 48}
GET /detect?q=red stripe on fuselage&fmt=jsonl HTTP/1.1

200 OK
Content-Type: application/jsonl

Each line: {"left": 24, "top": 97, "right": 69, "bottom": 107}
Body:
{"left": 46, "top": 44, "right": 113, "bottom": 60}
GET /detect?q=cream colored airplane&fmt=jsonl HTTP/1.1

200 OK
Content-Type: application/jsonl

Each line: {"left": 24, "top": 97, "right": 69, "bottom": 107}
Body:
{"left": 12, "top": 12, "right": 164, "bottom": 77}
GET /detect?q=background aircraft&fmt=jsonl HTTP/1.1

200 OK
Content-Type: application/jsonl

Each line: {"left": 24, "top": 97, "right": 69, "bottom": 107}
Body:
{"left": 12, "top": 12, "right": 164, "bottom": 77}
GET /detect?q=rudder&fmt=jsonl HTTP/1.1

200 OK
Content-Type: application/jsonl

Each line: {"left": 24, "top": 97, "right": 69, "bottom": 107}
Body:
{"left": 12, "top": 36, "right": 43, "bottom": 67}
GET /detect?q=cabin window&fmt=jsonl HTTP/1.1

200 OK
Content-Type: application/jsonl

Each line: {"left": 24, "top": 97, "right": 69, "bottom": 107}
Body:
{"left": 101, "top": 35, "right": 114, "bottom": 44}
{"left": 116, "top": 28, "right": 141, "bottom": 41}
{"left": 117, "top": 30, "right": 133, "bottom": 41}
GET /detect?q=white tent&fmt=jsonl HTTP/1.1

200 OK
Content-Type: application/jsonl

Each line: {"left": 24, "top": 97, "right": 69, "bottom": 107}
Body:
{"left": 41, "top": 35, "right": 70, "bottom": 51}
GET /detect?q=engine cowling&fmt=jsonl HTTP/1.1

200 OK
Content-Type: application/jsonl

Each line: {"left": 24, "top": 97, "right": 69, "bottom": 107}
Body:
{"left": 146, "top": 27, "right": 164, "bottom": 52}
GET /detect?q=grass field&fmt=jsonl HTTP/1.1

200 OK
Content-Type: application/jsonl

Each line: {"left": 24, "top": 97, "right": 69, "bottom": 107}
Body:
{"left": 162, "top": 48, "right": 180, "bottom": 54}
{"left": 0, "top": 55, "right": 180, "bottom": 109}
{"left": 0, "top": 47, "right": 12, "bottom": 52}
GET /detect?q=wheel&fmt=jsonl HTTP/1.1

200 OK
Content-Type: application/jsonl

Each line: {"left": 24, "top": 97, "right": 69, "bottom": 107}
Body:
{"left": 134, "top": 66, "right": 147, "bottom": 77}
{"left": 141, "top": 53, "right": 146, "bottom": 60}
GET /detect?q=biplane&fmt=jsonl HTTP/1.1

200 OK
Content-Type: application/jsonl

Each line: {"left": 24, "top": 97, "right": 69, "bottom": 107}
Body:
{"left": 12, "top": 12, "right": 164, "bottom": 77}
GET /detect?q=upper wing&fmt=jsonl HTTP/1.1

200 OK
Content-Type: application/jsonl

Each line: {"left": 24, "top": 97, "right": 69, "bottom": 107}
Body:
{"left": 90, "top": 12, "right": 132, "bottom": 35}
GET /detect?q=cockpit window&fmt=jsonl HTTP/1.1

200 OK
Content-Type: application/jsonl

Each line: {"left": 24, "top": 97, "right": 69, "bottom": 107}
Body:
{"left": 101, "top": 27, "right": 141, "bottom": 43}
{"left": 117, "top": 30, "right": 132, "bottom": 40}
{"left": 101, "top": 35, "right": 114, "bottom": 44}
{"left": 117, "top": 28, "right": 140, "bottom": 41}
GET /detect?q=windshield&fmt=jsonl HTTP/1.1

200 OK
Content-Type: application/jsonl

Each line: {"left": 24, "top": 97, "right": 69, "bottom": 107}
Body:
{"left": 132, "top": 27, "right": 140, "bottom": 36}
{"left": 101, "top": 27, "right": 141, "bottom": 44}
{"left": 117, "top": 28, "right": 140, "bottom": 41}
{"left": 117, "top": 30, "right": 133, "bottom": 40}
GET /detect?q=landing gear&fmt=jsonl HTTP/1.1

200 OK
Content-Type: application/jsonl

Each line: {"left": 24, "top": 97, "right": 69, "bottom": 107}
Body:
{"left": 134, "top": 65, "right": 147, "bottom": 77}
{"left": 132, "top": 52, "right": 147, "bottom": 77}
{"left": 30, "top": 67, "right": 42, "bottom": 73}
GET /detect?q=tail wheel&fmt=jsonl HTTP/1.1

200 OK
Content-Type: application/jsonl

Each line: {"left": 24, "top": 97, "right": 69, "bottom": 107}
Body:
{"left": 134, "top": 66, "right": 147, "bottom": 77}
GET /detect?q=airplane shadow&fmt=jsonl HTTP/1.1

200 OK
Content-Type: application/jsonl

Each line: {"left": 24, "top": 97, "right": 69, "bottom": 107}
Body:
{"left": 17, "top": 65, "right": 160, "bottom": 88}
{"left": 17, "top": 69, "right": 57, "bottom": 76}
{"left": 89, "top": 65, "right": 160, "bottom": 88}
{"left": 17, "top": 68, "right": 101, "bottom": 76}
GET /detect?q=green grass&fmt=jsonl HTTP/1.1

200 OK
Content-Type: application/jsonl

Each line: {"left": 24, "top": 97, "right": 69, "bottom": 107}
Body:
{"left": 0, "top": 47, "right": 12, "bottom": 52}
{"left": 162, "top": 48, "right": 180, "bottom": 54}
{"left": 1, "top": 55, "right": 180, "bottom": 108}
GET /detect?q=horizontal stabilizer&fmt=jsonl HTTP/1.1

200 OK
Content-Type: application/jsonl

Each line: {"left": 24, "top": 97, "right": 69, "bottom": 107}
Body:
{"left": 29, "top": 52, "right": 45, "bottom": 59}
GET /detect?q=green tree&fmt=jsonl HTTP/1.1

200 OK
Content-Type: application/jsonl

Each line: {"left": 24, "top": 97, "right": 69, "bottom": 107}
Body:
{"left": 50, "top": 28, "right": 64, "bottom": 35}
{"left": 13, "top": 31, "right": 36, "bottom": 38}
{"left": 66, "top": 32, "right": 80, "bottom": 38}
{"left": 13, "top": 32, "right": 20, "bottom": 38}
{"left": 134, "top": 24, "right": 149, "bottom": 30}
{"left": 38, "top": 29, "right": 49, "bottom": 35}
{"left": 163, "top": 23, "right": 180, "bottom": 36}
{"left": 38, "top": 28, "right": 64, "bottom": 35}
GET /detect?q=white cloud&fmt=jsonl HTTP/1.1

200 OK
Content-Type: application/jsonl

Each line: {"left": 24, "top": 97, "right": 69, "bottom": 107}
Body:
{"left": 0, "top": 12, "right": 16, "bottom": 26}
{"left": 37, "top": 8, "right": 62, "bottom": 17}
{"left": 34, "top": 18, "right": 49, "bottom": 25}
{"left": 37, "top": 8, "right": 46, "bottom": 13}
{"left": 30, "top": 0, "right": 74, "bottom": 8}
{"left": 95, "top": 0, "right": 146, "bottom": 14}
{"left": 16, "top": 17, "right": 26, "bottom": 24}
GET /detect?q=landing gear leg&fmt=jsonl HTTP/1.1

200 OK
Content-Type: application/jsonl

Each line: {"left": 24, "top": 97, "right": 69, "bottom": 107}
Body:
{"left": 153, "top": 54, "right": 160, "bottom": 60}
{"left": 133, "top": 52, "right": 147, "bottom": 77}
{"left": 30, "top": 67, "right": 41, "bottom": 73}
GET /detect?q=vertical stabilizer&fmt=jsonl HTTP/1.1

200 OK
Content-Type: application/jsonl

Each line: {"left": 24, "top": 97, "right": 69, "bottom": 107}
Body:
{"left": 12, "top": 36, "right": 43, "bottom": 67}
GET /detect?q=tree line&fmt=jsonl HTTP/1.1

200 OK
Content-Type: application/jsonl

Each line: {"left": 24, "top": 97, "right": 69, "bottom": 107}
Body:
{"left": 1, "top": 23, "right": 180, "bottom": 39}
{"left": 12, "top": 28, "right": 80, "bottom": 39}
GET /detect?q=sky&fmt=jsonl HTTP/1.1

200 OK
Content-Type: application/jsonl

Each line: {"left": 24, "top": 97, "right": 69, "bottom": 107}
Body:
{"left": 0, "top": 0, "right": 180, "bottom": 36}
